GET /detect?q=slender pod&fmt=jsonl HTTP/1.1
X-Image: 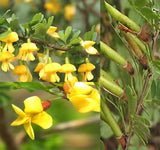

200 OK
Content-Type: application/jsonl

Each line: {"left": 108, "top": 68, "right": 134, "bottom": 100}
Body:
{"left": 101, "top": 100, "right": 126, "bottom": 150}
{"left": 100, "top": 41, "right": 134, "bottom": 75}
{"left": 101, "top": 76, "right": 127, "bottom": 102}
{"left": 123, "top": 32, "right": 148, "bottom": 69}
{"left": 100, "top": 69, "right": 115, "bottom": 83}
{"left": 104, "top": 1, "right": 141, "bottom": 32}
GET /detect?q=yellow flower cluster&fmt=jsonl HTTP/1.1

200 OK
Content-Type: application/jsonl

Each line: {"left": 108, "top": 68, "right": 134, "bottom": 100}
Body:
{"left": 0, "top": 27, "right": 97, "bottom": 82}
{"left": 63, "top": 81, "right": 100, "bottom": 113}
{"left": 34, "top": 60, "right": 95, "bottom": 82}
{"left": 11, "top": 96, "right": 53, "bottom": 140}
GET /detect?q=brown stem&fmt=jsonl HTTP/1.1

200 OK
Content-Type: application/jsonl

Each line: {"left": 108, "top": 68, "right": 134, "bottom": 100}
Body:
{"left": 126, "top": 69, "right": 152, "bottom": 149}
{"left": 136, "top": 69, "right": 152, "bottom": 114}
{"left": 0, "top": 107, "right": 19, "bottom": 150}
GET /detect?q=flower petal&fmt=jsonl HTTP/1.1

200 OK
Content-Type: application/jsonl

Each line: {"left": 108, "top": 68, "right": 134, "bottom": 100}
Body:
{"left": 86, "top": 47, "right": 98, "bottom": 55}
{"left": 12, "top": 104, "right": 25, "bottom": 116}
{"left": 70, "top": 82, "right": 93, "bottom": 96}
{"left": 24, "top": 96, "right": 43, "bottom": 114}
{"left": 11, "top": 116, "right": 28, "bottom": 126}
{"left": 32, "top": 111, "right": 53, "bottom": 129}
{"left": 70, "top": 95, "right": 98, "bottom": 113}
{"left": 24, "top": 121, "right": 35, "bottom": 140}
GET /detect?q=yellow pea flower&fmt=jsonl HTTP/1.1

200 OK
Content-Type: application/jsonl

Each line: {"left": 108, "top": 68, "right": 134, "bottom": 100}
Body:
{"left": 47, "top": 26, "right": 60, "bottom": 39}
{"left": 39, "top": 62, "right": 61, "bottom": 82}
{"left": 13, "top": 65, "right": 32, "bottom": 82}
{"left": 78, "top": 63, "right": 95, "bottom": 81}
{"left": 60, "top": 64, "right": 76, "bottom": 82}
{"left": 0, "top": 51, "right": 15, "bottom": 72}
{"left": 65, "top": 82, "right": 100, "bottom": 113}
{"left": 44, "top": 0, "right": 61, "bottom": 14}
{"left": 80, "top": 41, "right": 98, "bottom": 55}
{"left": 34, "top": 62, "right": 45, "bottom": 72}
{"left": 11, "top": 96, "right": 53, "bottom": 140}
{"left": 1, "top": 32, "right": 19, "bottom": 53}
{"left": 64, "top": 4, "right": 76, "bottom": 21}
{"left": 17, "top": 42, "right": 39, "bottom": 61}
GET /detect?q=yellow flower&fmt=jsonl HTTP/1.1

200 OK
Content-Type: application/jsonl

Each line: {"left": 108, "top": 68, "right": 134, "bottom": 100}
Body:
{"left": 47, "top": 26, "right": 60, "bottom": 39}
{"left": 80, "top": 41, "right": 98, "bottom": 55}
{"left": 11, "top": 96, "right": 53, "bottom": 140}
{"left": 34, "top": 62, "right": 45, "bottom": 72}
{"left": 44, "top": 0, "right": 61, "bottom": 14}
{"left": 60, "top": 64, "right": 76, "bottom": 82}
{"left": 78, "top": 63, "right": 95, "bottom": 81}
{"left": 0, "top": 0, "right": 8, "bottom": 7}
{"left": 13, "top": 65, "right": 32, "bottom": 82}
{"left": 66, "top": 82, "right": 100, "bottom": 113}
{"left": 64, "top": 4, "right": 76, "bottom": 21}
{"left": 39, "top": 63, "right": 61, "bottom": 82}
{"left": 17, "top": 42, "right": 39, "bottom": 61}
{"left": 1, "top": 32, "right": 19, "bottom": 53}
{"left": 0, "top": 51, "right": 15, "bottom": 72}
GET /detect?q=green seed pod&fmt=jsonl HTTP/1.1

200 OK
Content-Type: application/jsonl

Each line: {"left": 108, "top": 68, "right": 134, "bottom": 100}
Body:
{"left": 104, "top": 1, "right": 141, "bottom": 32}
{"left": 100, "top": 41, "right": 127, "bottom": 66}
{"left": 101, "top": 100, "right": 122, "bottom": 138}
{"left": 100, "top": 41, "right": 134, "bottom": 75}
{"left": 123, "top": 32, "right": 148, "bottom": 69}
{"left": 100, "top": 69, "right": 115, "bottom": 83}
{"left": 100, "top": 76, "right": 127, "bottom": 102}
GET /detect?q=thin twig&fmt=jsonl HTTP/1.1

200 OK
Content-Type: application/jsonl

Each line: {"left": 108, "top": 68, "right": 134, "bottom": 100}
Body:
{"left": 39, "top": 115, "right": 99, "bottom": 138}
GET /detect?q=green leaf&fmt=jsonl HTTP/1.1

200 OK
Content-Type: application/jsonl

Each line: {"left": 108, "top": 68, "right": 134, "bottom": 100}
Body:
{"left": 134, "top": 126, "right": 148, "bottom": 144}
{"left": 9, "top": 14, "right": 18, "bottom": 30}
{"left": 71, "top": 30, "right": 81, "bottom": 40}
{"left": 47, "top": 16, "right": 54, "bottom": 27}
{"left": 157, "top": 80, "right": 160, "bottom": 99}
{"left": 12, "top": 82, "right": 47, "bottom": 92}
{"left": 30, "top": 13, "right": 44, "bottom": 25}
{"left": 34, "top": 23, "right": 47, "bottom": 37}
{"left": 141, "top": 7, "right": 159, "bottom": 20}
{"left": 126, "top": 86, "right": 137, "bottom": 116}
{"left": 58, "top": 31, "right": 65, "bottom": 42}
{"left": 64, "top": 26, "right": 72, "bottom": 43}
{"left": 151, "top": 80, "right": 156, "bottom": 98}
{"left": 134, "top": 120, "right": 150, "bottom": 135}
{"left": 134, "top": 115, "right": 150, "bottom": 126}
{"left": 84, "top": 25, "right": 95, "bottom": 40}
{"left": 0, "top": 30, "right": 11, "bottom": 40}
{"left": 134, "top": 0, "right": 148, "bottom": 8}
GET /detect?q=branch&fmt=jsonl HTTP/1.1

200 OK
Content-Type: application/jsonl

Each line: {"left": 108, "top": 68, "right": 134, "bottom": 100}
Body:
{"left": 39, "top": 115, "right": 99, "bottom": 138}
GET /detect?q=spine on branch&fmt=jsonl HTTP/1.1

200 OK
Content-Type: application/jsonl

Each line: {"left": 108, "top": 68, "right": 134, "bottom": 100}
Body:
{"left": 123, "top": 32, "right": 148, "bottom": 69}
{"left": 101, "top": 100, "right": 126, "bottom": 150}
{"left": 101, "top": 76, "right": 127, "bottom": 102}
{"left": 104, "top": 1, "right": 140, "bottom": 32}
{"left": 100, "top": 41, "right": 134, "bottom": 75}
